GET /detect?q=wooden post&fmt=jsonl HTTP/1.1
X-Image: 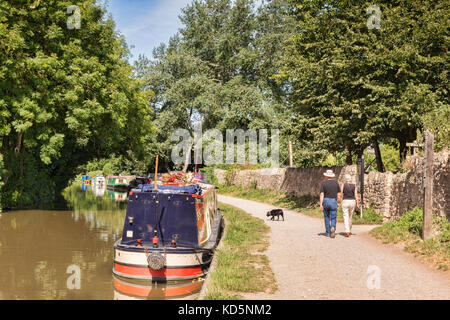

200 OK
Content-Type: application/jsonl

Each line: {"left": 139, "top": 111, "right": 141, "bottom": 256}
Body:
{"left": 288, "top": 140, "right": 294, "bottom": 168}
{"left": 422, "top": 130, "right": 434, "bottom": 240}
{"left": 154, "top": 155, "right": 159, "bottom": 191}
{"left": 360, "top": 155, "right": 364, "bottom": 219}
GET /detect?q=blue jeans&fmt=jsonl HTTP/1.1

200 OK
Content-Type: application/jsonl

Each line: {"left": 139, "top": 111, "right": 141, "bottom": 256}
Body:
{"left": 323, "top": 198, "right": 338, "bottom": 235}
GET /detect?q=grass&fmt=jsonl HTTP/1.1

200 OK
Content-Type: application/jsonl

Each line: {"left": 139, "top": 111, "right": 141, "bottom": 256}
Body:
{"left": 217, "top": 184, "right": 383, "bottom": 225}
{"left": 203, "top": 203, "right": 278, "bottom": 300}
{"left": 370, "top": 207, "right": 450, "bottom": 271}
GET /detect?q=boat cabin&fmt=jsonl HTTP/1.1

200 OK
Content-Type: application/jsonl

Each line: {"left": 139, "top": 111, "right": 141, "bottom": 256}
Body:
{"left": 122, "top": 182, "right": 218, "bottom": 248}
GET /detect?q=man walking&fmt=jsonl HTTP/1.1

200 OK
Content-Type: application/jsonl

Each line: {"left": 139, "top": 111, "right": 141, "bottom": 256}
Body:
{"left": 320, "top": 169, "right": 341, "bottom": 238}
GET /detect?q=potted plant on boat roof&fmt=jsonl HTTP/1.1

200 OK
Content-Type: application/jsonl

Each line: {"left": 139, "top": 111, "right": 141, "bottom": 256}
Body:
{"left": 160, "top": 172, "right": 200, "bottom": 186}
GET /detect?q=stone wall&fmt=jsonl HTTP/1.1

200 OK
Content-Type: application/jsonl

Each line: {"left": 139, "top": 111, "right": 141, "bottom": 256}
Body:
{"left": 213, "top": 150, "right": 450, "bottom": 220}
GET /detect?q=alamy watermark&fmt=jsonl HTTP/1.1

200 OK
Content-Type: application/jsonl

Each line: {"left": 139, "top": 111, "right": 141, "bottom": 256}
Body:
{"left": 366, "top": 265, "right": 381, "bottom": 289}
{"left": 171, "top": 126, "right": 280, "bottom": 168}
{"left": 66, "top": 264, "right": 81, "bottom": 290}
{"left": 366, "top": 5, "right": 381, "bottom": 30}
{"left": 67, "top": 5, "right": 81, "bottom": 30}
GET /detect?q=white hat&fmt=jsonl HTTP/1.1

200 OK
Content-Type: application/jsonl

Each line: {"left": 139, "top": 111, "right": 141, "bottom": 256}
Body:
{"left": 323, "top": 169, "right": 335, "bottom": 178}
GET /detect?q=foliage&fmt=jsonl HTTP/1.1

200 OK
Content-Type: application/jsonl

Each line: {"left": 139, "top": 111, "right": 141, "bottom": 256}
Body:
{"left": 279, "top": 0, "right": 450, "bottom": 165}
{"left": 370, "top": 207, "right": 450, "bottom": 270}
{"left": 418, "top": 104, "right": 450, "bottom": 152}
{"left": 202, "top": 166, "right": 219, "bottom": 185}
{"left": 395, "top": 207, "right": 423, "bottom": 235}
{"left": 0, "top": 1, "right": 154, "bottom": 208}
{"left": 364, "top": 143, "right": 402, "bottom": 172}
{"left": 134, "top": 0, "right": 296, "bottom": 171}
{"left": 370, "top": 207, "right": 423, "bottom": 243}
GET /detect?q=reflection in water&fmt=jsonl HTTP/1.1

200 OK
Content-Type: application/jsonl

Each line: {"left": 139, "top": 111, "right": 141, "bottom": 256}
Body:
{"left": 106, "top": 189, "right": 128, "bottom": 202}
{"left": 113, "top": 276, "right": 202, "bottom": 300}
{"left": 93, "top": 185, "right": 106, "bottom": 197}
{"left": 0, "top": 185, "right": 203, "bottom": 300}
{"left": 0, "top": 209, "right": 120, "bottom": 299}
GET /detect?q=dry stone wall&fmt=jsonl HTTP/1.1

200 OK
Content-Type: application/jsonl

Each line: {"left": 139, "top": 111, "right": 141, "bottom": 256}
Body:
{"left": 214, "top": 150, "right": 450, "bottom": 220}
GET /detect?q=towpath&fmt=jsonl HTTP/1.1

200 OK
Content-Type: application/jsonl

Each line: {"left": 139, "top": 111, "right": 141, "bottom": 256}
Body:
{"left": 218, "top": 195, "right": 450, "bottom": 300}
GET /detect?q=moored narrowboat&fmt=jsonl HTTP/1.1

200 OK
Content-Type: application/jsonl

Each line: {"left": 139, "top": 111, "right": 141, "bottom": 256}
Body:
{"left": 81, "top": 175, "right": 91, "bottom": 186}
{"left": 112, "top": 181, "right": 223, "bottom": 281}
{"left": 107, "top": 176, "right": 129, "bottom": 191}
{"left": 93, "top": 174, "right": 106, "bottom": 186}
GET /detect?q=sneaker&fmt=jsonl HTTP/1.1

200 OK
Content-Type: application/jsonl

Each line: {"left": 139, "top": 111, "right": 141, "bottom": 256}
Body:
{"left": 330, "top": 227, "right": 335, "bottom": 238}
{"left": 345, "top": 232, "right": 350, "bottom": 237}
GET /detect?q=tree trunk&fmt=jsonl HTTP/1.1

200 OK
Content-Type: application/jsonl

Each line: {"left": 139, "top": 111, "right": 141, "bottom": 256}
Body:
{"left": 373, "top": 141, "right": 385, "bottom": 172}
{"left": 345, "top": 145, "right": 353, "bottom": 165}
{"left": 14, "top": 133, "right": 23, "bottom": 154}
{"left": 398, "top": 136, "right": 407, "bottom": 162}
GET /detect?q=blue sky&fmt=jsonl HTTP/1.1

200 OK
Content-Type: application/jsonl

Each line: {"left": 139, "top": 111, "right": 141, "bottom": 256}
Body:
{"left": 107, "top": 0, "right": 192, "bottom": 61}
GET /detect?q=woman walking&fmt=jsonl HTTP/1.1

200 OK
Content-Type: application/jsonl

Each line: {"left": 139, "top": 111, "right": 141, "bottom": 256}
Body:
{"left": 341, "top": 174, "right": 359, "bottom": 237}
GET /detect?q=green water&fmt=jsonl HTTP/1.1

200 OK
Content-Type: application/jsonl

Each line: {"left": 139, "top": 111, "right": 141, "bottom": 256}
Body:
{"left": 0, "top": 185, "right": 201, "bottom": 300}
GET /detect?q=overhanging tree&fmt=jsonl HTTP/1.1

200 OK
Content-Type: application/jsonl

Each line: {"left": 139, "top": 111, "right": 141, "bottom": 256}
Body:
{"left": 0, "top": 0, "right": 153, "bottom": 208}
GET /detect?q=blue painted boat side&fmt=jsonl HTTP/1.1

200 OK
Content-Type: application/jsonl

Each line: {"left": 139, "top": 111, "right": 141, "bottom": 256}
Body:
{"left": 121, "top": 192, "right": 199, "bottom": 247}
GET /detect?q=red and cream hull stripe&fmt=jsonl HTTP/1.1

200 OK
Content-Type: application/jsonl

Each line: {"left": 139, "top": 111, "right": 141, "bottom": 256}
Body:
{"left": 113, "top": 247, "right": 209, "bottom": 280}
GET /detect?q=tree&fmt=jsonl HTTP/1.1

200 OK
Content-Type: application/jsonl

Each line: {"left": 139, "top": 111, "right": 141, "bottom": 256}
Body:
{"left": 279, "top": 0, "right": 449, "bottom": 166}
{"left": 138, "top": 0, "right": 291, "bottom": 171}
{"left": 0, "top": 0, "right": 153, "bottom": 208}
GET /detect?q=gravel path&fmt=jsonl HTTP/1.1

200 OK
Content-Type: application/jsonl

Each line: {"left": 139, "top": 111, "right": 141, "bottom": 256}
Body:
{"left": 218, "top": 195, "right": 450, "bottom": 300}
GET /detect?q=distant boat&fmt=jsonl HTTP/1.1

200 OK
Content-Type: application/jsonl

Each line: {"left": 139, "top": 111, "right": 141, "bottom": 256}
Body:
{"left": 81, "top": 175, "right": 91, "bottom": 186}
{"left": 93, "top": 174, "right": 106, "bottom": 186}
{"left": 107, "top": 176, "right": 129, "bottom": 191}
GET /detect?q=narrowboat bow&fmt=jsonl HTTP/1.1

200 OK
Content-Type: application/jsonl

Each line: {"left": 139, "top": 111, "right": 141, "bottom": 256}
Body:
{"left": 113, "top": 181, "right": 223, "bottom": 281}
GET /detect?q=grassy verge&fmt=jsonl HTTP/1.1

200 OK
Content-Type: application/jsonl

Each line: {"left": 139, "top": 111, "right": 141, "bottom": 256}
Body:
{"left": 203, "top": 203, "right": 278, "bottom": 300}
{"left": 217, "top": 184, "right": 383, "bottom": 225}
{"left": 370, "top": 207, "right": 450, "bottom": 271}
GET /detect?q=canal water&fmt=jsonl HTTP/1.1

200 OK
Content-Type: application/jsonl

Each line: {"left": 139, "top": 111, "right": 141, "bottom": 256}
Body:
{"left": 0, "top": 184, "right": 203, "bottom": 300}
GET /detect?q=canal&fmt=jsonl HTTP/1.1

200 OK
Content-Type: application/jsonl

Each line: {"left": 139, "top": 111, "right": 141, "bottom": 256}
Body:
{"left": 0, "top": 184, "right": 203, "bottom": 300}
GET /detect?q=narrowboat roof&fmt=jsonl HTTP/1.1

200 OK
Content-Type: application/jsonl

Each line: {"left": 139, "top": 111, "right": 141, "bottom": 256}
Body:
{"left": 131, "top": 181, "right": 215, "bottom": 196}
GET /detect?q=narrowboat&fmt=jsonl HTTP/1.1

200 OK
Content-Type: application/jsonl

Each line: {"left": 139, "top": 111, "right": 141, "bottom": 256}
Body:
{"left": 112, "top": 181, "right": 223, "bottom": 281}
{"left": 107, "top": 176, "right": 129, "bottom": 191}
{"left": 93, "top": 174, "right": 106, "bottom": 186}
{"left": 81, "top": 175, "right": 91, "bottom": 186}
{"left": 127, "top": 176, "right": 152, "bottom": 192}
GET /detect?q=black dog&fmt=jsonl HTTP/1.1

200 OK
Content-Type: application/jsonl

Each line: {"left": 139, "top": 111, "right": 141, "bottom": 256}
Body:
{"left": 266, "top": 209, "right": 284, "bottom": 221}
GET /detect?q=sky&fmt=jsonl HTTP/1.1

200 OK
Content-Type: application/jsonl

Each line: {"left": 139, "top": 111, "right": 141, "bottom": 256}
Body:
{"left": 107, "top": 0, "right": 192, "bottom": 62}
